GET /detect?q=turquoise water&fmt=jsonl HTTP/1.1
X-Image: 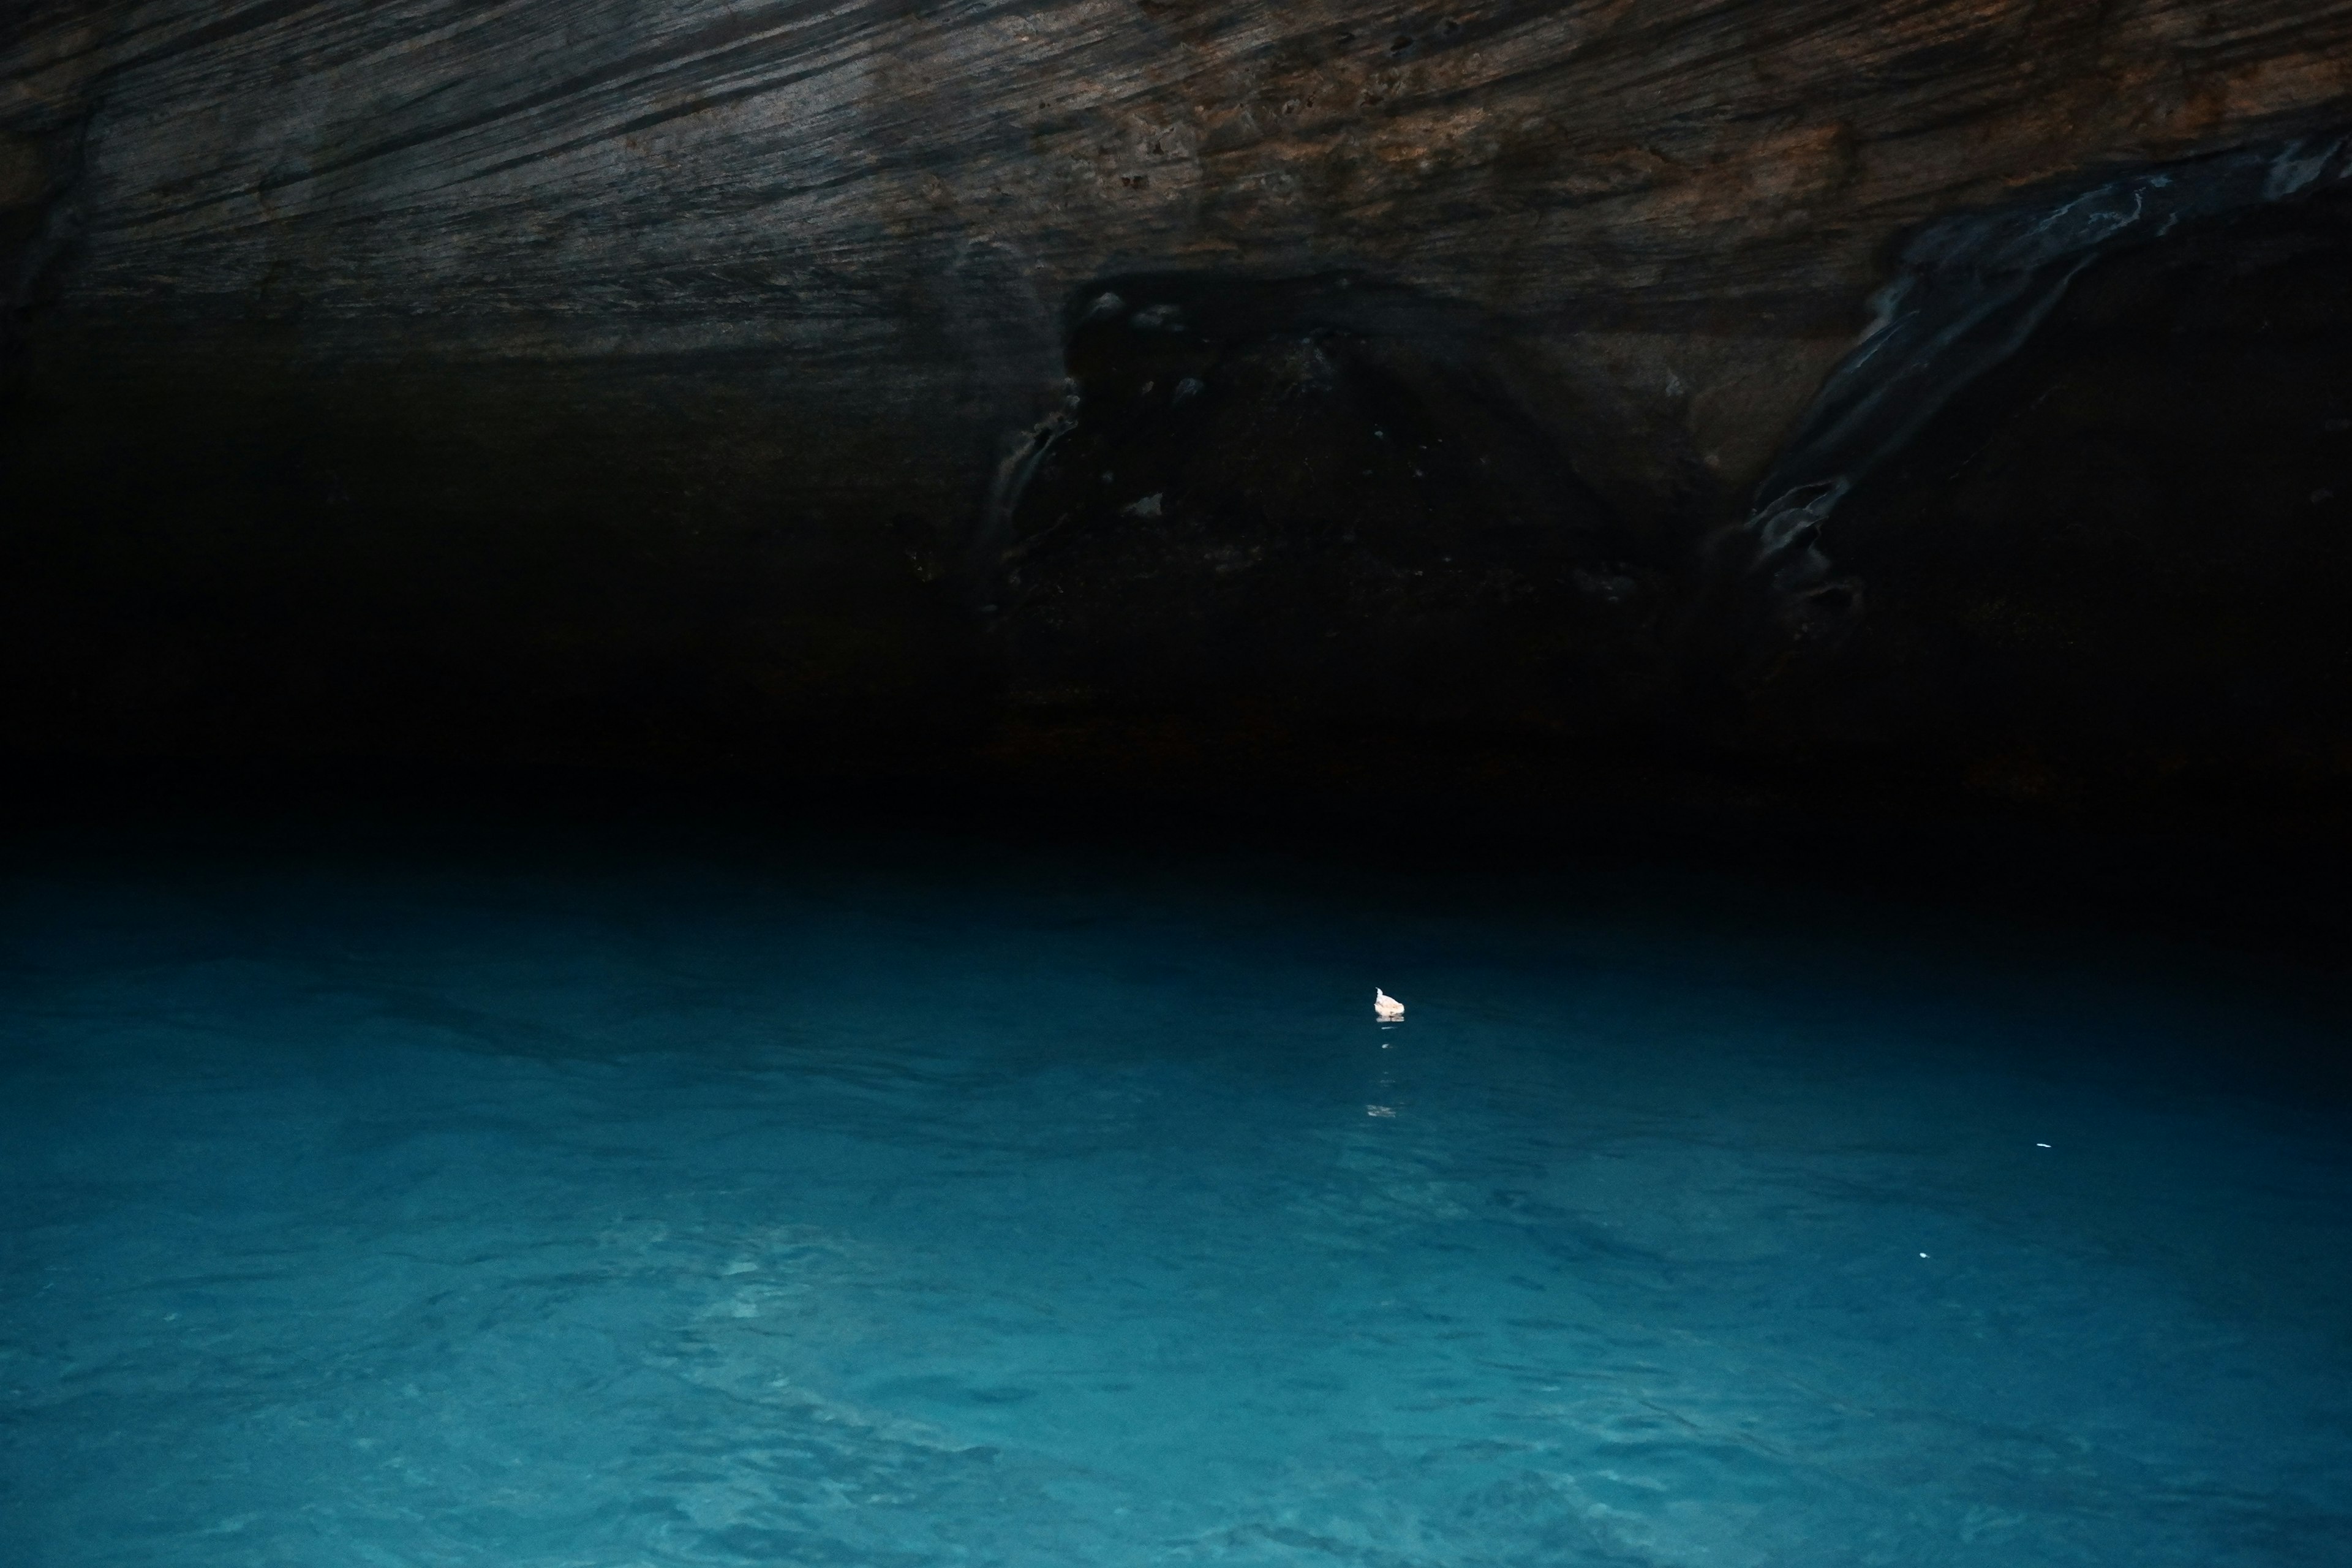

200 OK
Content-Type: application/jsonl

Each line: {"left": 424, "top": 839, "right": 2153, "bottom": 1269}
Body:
{"left": 3, "top": 828, "right": 2348, "bottom": 1566}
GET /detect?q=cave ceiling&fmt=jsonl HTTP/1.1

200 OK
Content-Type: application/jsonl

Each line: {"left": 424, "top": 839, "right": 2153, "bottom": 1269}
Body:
{"left": 5, "top": 0, "right": 2346, "bottom": 497}
{"left": 3, "top": 0, "right": 2351, "bottom": 809}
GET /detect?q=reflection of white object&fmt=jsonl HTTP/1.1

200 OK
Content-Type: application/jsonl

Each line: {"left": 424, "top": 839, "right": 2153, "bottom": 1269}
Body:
{"left": 1374, "top": 988, "right": 1405, "bottom": 1020}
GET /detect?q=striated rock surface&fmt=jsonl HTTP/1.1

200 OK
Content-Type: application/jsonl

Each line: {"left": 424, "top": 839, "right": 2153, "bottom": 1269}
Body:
{"left": 3, "top": 1, "right": 2351, "bottom": 819}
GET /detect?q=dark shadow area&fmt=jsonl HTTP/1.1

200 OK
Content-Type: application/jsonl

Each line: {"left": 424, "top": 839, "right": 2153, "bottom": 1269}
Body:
{"left": 981, "top": 271, "right": 1670, "bottom": 735}
{"left": 1776, "top": 190, "right": 2352, "bottom": 826}
{"left": 0, "top": 350, "right": 991, "bottom": 778}
{"left": 9, "top": 748, "right": 2352, "bottom": 985}
{"left": 8, "top": 232, "right": 2352, "bottom": 861}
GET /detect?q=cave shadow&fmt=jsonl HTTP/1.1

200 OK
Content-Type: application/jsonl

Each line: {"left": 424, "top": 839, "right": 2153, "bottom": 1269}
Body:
{"left": 973, "top": 270, "right": 1676, "bottom": 742}
{"left": 1779, "top": 186, "right": 2352, "bottom": 820}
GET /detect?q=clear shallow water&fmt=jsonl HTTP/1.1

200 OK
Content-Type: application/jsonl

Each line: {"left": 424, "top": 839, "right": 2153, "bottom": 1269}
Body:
{"left": 2, "top": 828, "right": 2349, "bottom": 1567}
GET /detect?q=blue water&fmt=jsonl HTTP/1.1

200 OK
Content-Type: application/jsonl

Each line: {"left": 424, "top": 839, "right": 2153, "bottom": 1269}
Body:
{"left": 3, "top": 829, "right": 2349, "bottom": 1566}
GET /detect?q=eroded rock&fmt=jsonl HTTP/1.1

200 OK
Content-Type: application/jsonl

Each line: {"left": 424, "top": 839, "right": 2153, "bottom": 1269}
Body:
{"left": 2, "top": 1, "right": 2350, "bottom": 816}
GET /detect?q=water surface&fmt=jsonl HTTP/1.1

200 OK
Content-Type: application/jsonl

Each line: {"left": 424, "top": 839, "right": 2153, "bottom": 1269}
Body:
{"left": 3, "top": 827, "right": 2348, "bottom": 1566}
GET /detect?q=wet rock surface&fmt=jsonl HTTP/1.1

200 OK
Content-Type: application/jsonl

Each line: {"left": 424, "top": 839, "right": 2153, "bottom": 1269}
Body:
{"left": 3, "top": 1, "right": 2351, "bottom": 827}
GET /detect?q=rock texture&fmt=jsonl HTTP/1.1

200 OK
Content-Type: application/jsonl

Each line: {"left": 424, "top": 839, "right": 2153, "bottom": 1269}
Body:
{"left": 10, "top": 1, "right": 2351, "bottom": 471}
{"left": 3, "top": 1, "right": 2351, "bottom": 815}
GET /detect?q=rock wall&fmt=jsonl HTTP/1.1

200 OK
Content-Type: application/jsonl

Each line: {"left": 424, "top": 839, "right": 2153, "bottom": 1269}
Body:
{"left": 3, "top": 1, "right": 2351, "bottom": 813}
{"left": 10, "top": 1, "right": 2350, "bottom": 485}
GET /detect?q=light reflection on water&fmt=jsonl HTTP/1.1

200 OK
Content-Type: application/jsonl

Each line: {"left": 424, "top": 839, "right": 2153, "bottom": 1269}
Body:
{"left": 1, "top": 832, "right": 2347, "bottom": 1566}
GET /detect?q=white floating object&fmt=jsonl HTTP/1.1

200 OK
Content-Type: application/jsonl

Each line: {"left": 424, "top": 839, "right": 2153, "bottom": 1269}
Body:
{"left": 1374, "top": 988, "right": 1405, "bottom": 1020}
{"left": 2036, "top": 1142, "right": 2052, "bottom": 1149}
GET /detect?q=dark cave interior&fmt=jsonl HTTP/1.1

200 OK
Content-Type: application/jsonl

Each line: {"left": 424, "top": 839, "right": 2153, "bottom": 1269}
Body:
{"left": 0, "top": 9, "right": 2350, "bottom": 884}
{"left": 1790, "top": 189, "right": 2352, "bottom": 818}
{"left": 8, "top": 184, "right": 2352, "bottom": 865}
{"left": 6, "top": 11, "right": 2352, "bottom": 1564}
